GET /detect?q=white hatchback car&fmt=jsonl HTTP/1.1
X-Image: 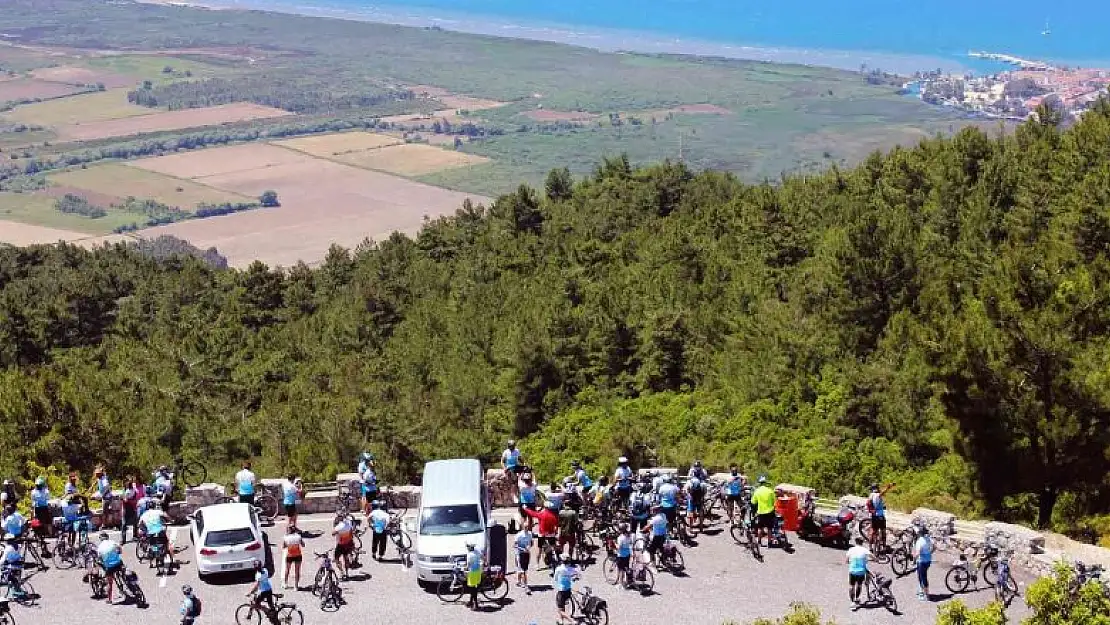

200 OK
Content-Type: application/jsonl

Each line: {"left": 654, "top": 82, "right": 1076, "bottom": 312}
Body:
{"left": 190, "top": 502, "right": 265, "bottom": 578}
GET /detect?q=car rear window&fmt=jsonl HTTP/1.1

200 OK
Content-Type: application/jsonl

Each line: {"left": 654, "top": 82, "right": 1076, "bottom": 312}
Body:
{"left": 204, "top": 527, "right": 255, "bottom": 547}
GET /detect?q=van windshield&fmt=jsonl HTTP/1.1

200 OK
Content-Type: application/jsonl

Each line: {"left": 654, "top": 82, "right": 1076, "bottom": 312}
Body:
{"left": 419, "top": 505, "right": 482, "bottom": 536}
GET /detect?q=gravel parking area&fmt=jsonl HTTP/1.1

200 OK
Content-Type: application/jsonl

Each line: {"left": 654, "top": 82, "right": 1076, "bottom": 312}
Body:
{"left": 15, "top": 512, "right": 1030, "bottom": 625}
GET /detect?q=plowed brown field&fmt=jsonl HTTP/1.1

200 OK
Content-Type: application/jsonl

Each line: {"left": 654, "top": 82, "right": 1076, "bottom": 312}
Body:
{"left": 56, "top": 103, "right": 292, "bottom": 141}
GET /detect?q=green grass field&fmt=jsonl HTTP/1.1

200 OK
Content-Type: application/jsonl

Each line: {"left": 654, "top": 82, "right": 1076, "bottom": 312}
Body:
{"left": 0, "top": 191, "right": 134, "bottom": 234}
{"left": 50, "top": 164, "right": 250, "bottom": 209}
{"left": 3, "top": 89, "right": 154, "bottom": 127}
{"left": 80, "top": 55, "right": 230, "bottom": 85}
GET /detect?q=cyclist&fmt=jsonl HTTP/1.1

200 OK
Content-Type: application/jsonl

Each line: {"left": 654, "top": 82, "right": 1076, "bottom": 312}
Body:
{"left": 517, "top": 471, "right": 539, "bottom": 528}
{"left": 846, "top": 535, "right": 871, "bottom": 609}
{"left": 120, "top": 476, "right": 139, "bottom": 544}
{"left": 360, "top": 457, "right": 379, "bottom": 517}
{"left": 642, "top": 505, "right": 668, "bottom": 562}
{"left": 369, "top": 500, "right": 390, "bottom": 561}
{"left": 685, "top": 474, "right": 705, "bottom": 527}
{"left": 30, "top": 477, "right": 52, "bottom": 540}
{"left": 464, "top": 541, "right": 482, "bottom": 611}
{"left": 281, "top": 474, "right": 302, "bottom": 529}
{"left": 501, "top": 440, "right": 523, "bottom": 500}
{"left": 651, "top": 471, "right": 665, "bottom": 494}
{"left": 64, "top": 472, "right": 80, "bottom": 497}
{"left": 139, "top": 501, "right": 171, "bottom": 563}
{"left": 752, "top": 476, "right": 777, "bottom": 546}
{"left": 180, "top": 584, "right": 200, "bottom": 624}
{"left": 282, "top": 525, "right": 304, "bottom": 590}
{"left": 688, "top": 460, "right": 709, "bottom": 482}
{"left": 657, "top": 475, "right": 680, "bottom": 528}
{"left": 0, "top": 480, "right": 16, "bottom": 509}
{"left": 723, "top": 465, "right": 747, "bottom": 522}
{"left": 913, "top": 525, "right": 934, "bottom": 601}
{"left": 152, "top": 466, "right": 173, "bottom": 504}
{"left": 522, "top": 502, "right": 559, "bottom": 569}
{"left": 613, "top": 457, "right": 634, "bottom": 507}
{"left": 97, "top": 531, "right": 124, "bottom": 605}
{"left": 557, "top": 500, "right": 580, "bottom": 560}
{"left": 91, "top": 465, "right": 116, "bottom": 527}
{"left": 236, "top": 461, "right": 258, "bottom": 506}
{"left": 568, "top": 461, "right": 594, "bottom": 501}
{"left": 592, "top": 476, "right": 611, "bottom": 510}
{"left": 867, "top": 482, "right": 895, "bottom": 549}
{"left": 547, "top": 481, "right": 565, "bottom": 512}
{"left": 331, "top": 512, "right": 356, "bottom": 580}
{"left": 629, "top": 483, "right": 652, "bottom": 532}
{"left": 1, "top": 534, "right": 24, "bottom": 600}
{"left": 553, "top": 557, "right": 581, "bottom": 625}
{"left": 615, "top": 523, "right": 634, "bottom": 588}
{"left": 1, "top": 506, "right": 24, "bottom": 540}
{"left": 513, "top": 525, "right": 532, "bottom": 595}
{"left": 246, "top": 559, "right": 279, "bottom": 625}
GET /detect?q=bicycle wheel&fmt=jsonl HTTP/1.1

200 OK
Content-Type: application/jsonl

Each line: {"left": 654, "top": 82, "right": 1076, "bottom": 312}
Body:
{"left": 891, "top": 550, "right": 915, "bottom": 577}
{"left": 749, "top": 530, "right": 762, "bottom": 560}
{"left": 311, "top": 569, "right": 326, "bottom": 596}
{"left": 858, "top": 519, "right": 873, "bottom": 542}
{"left": 181, "top": 461, "right": 208, "bottom": 488}
{"left": 437, "top": 576, "right": 466, "bottom": 603}
{"left": 257, "top": 494, "right": 279, "bottom": 521}
{"left": 0, "top": 610, "right": 13, "bottom": 625}
{"left": 481, "top": 577, "right": 509, "bottom": 602}
{"left": 320, "top": 583, "right": 341, "bottom": 613}
{"left": 53, "top": 541, "right": 75, "bottom": 570}
{"left": 883, "top": 587, "right": 899, "bottom": 614}
{"left": 946, "top": 567, "right": 972, "bottom": 594}
{"left": 981, "top": 561, "right": 999, "bottom": 586}
{"left": 997, "top": 574, "right": 1018, "bottom": 606}
{"left": 385, "top": 491, "right": 409, "bottom": 517}
{"left": 277, "top": 605, "right": 304, "bottom": 625}
{"left": 12, "top": 581, "right": 35, "bottom": 607}
{"left": 633, "top": 565, "right": 655, "bottom": 593}
{"left": 730, "top": 522, "right": 749, "bottom": 545}
{"left": 591, "top": 605, "right": 610, "bottom": 625}
{"left": 392, "top": 531, "right": 413, "bottom": 553}
{"left": 135, "top": 540, "right": 150, "bottom": 563}
{"left": 602, "top": 556, "right": 620, "bottom": 585}
{"left": 665, "top": 549, "right": 685, "bottom": 573}
{"left": 235, "top": 603, "right": 262, "bottom": 625}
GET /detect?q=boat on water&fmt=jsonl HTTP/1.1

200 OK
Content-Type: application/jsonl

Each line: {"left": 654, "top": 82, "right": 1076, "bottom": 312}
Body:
{"left": 1041, "top": 19, "right": 1051, "bottom": 36}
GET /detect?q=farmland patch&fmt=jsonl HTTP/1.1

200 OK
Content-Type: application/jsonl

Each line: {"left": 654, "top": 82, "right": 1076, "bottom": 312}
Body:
{"left": 3, "top": 89, "right": 152, "bottom": 126}
{"left": 273, "top": 131, "right": 402, "bottom": 157}
{"left": 50, "top": 164, "right": 250, "bottom": 208}
{"left": 0, "top": 78, "right": 85, "bottom": 102}
{"left": 54, "top": 102, "right": 292, "bottom": 141}
{"left": 333, "top": 143, "right": 489, "bottom": 177}
{"left": 127, "top": 143, "right": 310, "bottom": 179}
{"left": 29, "top": 66, "right": 135, "bottom": 89}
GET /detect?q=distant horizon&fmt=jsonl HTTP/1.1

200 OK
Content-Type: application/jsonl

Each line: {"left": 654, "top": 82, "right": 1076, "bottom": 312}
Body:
{"left": 140, "top": 0, "right": 1110, "bottom": 75}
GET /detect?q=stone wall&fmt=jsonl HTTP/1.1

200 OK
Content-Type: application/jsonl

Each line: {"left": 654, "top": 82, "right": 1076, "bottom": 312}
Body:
{"left": 912, "top": 507, "right": 956, "bottom": 538}
{"left": 985, "top": 521, "right": 1046, "bottom": 555}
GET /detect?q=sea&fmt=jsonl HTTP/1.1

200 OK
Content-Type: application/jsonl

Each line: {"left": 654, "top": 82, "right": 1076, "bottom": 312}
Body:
{"left": 200, "top": 0, "right": 1110, "bottom": 75}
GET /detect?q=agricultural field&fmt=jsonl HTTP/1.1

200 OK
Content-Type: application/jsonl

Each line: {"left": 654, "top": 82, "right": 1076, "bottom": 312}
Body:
{"left": 274, "top": 131, "right": 402, "bottom": 157}
{"left": 126, "top": 143, "right": 309, "bottom": 179}
{"left": 0, "top": 77, "right": 86, "bottom": 102}
{"left": 0, "top": 217, "right": 91, "bottom": 245}
{"left": 3, "top": 89, "right": 153, "bottom": 126}
{"left": 29, "top": 65, "right": 135, "bottom": 89}
{"left": 333, "top": 143, "right": 489, "bottom": 177}
{"left": 54, "top": 102, "right": 291, "bottom": 141}
{"left": 50, "top": 163, "right": 251, "bottom": 208}
{"left": 129, "top": 143, "right": 487, "bottom": 267}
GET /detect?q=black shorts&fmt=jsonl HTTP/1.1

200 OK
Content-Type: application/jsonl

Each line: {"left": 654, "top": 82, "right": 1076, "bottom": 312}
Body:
{"left": 516, "top": 551, "right": 530, "bottom": 572}
{"left": 649, "top": 535, "right": 665, "bottom": 554}
{"left": 691, "top": 490, "right": 705, "bottom": 506}
{"left": 104, "top": 562, "right": 123, "bottom": 576}
{"left": 662, "top": 506, "right": 678, "bottom": 526}
{"left": 284, "top": 503, "right": 297, "bottom": 517}
{"left": 506, "top": 466, "right": 524, "bottom": 476}
{"left": 123, "top": 507, "right": 138, "bottom": 526}
{"left": 726, "top": 493, "right": 743, "bottom": 503}
{"left": 335, "top": 543, "right": 354, "bottom": 558}
{"left": 538, "top": 536, "right": 557, "bottom": 550}
{"left": 870, "top": 516, "right": 887, "bottom": 531}
{"left": 556, "top": 589, "right": 572, "bottom": 609}
{"left": 286, "top": 554, "right": 302, "bottom": 564}
{"left": 758, "top": 512, "right": 776, "bottom": 529}
{"left": 239, "top": 493, "right": 255, "bottom": 506}
{"left": 849, "top": 572, "right": 866, "bottom": 585}
{"left": 616, "top": 555, "right": 630, "bottom": 571}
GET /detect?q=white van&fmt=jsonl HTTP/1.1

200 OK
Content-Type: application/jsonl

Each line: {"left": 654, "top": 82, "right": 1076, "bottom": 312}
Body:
{"left": 414, "top": 458, "right": 490, "bottom": 583}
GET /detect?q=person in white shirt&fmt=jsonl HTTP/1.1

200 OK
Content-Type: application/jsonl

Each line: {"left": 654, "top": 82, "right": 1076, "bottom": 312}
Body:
{"left": 513, "top": 528, "right": 533, "bottom": 594}
{"left": 2, "top": 534, "right": 24, "bottom": 595}
{"left": 845, "top": 536, "right": 871, "bottom": 609}
{"left": 235, "top": 461, "right": 257, "bottom": 506}
{"left": 913, "top": 526, "right": 934, "bottom": 600}
{"left": 501, "top": 440, "right": 524, "bottom": 500}
{"left": 282, "top": 526, "right": 304, "bottom": 590}
{"left": 139, "top": 503, "right": 170, "bottom": 555}
{"left": 368, "top": 501, "right": 391, "bottom": 561}
{"left": 97, "top": 533, "right": 124, "bottom": 604}
{"left": 553, "top": 558, "right": 581, "bottom": 624}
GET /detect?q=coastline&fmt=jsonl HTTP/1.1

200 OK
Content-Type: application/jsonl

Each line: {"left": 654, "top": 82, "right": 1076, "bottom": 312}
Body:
{"left": 133, "top": 0, "right": 978, "bottom": 75}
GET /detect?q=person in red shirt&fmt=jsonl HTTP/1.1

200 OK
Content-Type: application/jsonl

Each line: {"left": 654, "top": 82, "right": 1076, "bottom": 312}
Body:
{"left": 522, "top": 502, "right": 559, "bottom": 570}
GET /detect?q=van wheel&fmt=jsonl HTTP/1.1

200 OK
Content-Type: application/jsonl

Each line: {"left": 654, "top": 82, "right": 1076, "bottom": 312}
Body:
{"left": 417, "top": 579, "right": 434, "bottom": 591}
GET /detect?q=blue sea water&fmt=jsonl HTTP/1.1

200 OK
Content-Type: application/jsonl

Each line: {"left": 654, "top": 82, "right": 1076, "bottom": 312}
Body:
{"left": 233, "top": 0, "right": 1110, "bottom": 73}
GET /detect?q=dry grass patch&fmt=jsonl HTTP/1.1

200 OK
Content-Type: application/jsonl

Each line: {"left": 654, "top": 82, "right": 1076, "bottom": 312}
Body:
{"left": 37, "top": 185, "right": 125, "bottom": 208}
{"left": 438, "top": 95, "right": 507, "bottom": 111}
{"left": 3, "top": 89, "right": 152, "bottom": 126}
{"left": 30, "top": 66, "right": 136, "bottom": 89}
{"left": 56, "top": 103, "right": 292, "bottom": 142}
{"left": 128, "top": 143, "right": 312, "bottom": 179}
{"left": 0, "top": 78, "right": 85, "bottom": 102}
{"left": 0, "top": 218, "right": 92, "bottom": 245}
{"left": 273, "top": 132, "right": 402, "bottom": 157}
{"left": 51, "top": 164, "right": 250, "bottom": 209}
{"left": 522, "top": 109, "right": 599, "bottom": 122}
{"left": 333, "top": 143, "right": 489, "bottom": 177}
{"left": 164, "top": 158, "right": 488, "bottom": 267}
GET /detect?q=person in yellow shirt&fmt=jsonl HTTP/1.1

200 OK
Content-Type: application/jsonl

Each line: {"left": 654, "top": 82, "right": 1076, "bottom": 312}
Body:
{"left": 751, "top": 475, "right": 777, "bottom": 546}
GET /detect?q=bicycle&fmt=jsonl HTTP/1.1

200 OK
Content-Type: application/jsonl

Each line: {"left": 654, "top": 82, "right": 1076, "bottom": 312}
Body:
{"left": 235, "top": 591, "right": 303, "bottom": 625}
{"left": 864, "top": 570, "right": 899, "bottom": 614}
{"left": 436, "top": 560, "right": 509, "bottom": 604}
{"left": 0, "top": 566, "right": 37, "bottom": 607}
{"left": 52, "top": 517, "right": 92, "bottom": 569}
{"left": 169, "top": 456, "right": 208, "bottom": 489}
{"left": 222, "top": 487, "right": 280, "bottom": 522}
{"left": 729, "top": 513, "right": 762, "bottom": 561}
{"left": 84, "top": 563, "right": 108, "bottom": 599}
{"left": 15, "top": 536, "right": 46, "bottom": 571}
{"left": 994, "top": 550, "right": 1019, "bottom": 607}
{"left": 0, "top": 597, "right": 13, "bottom": 625}
{"left": 110, "top": 565, "right": 147, "bottom": 606}
{"left": 135, "top": 531, "right": 173, "bottom": 573}
{"left": 945, "top": 543, "right": 993, "bottom": 593}
{"left": 656, "top": 537, "right": 685, "bottom": 574}
{"left": 312, "top": 552, "right": 344, "bottom": 612}
{"left": 626, "top": 547, "right": 655, "bottom": 593}
{"left": 1069, "top": 562, "right": 1107, "bottom": 599}
{"left": 386, "top": 513, "right": 413, "bottom": 567}
{"left": 569, "top": 585, "right": 609, "bottom": 625}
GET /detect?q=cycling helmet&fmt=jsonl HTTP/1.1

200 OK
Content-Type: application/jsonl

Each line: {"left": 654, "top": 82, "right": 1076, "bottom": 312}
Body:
{"left": 181, "top": 585, "right": 193, "bottom": 595}
{"left": 158, "top": 465, "right": 169, "bottom": 472}
{"left": 617, "top": 456, "right": 628, "bottom": 465}
{"left": 570, "top": 460, "right": 581, "bottom": 469}
{"left": 35, "top": 477, "right": 46, "bottom": 487}
{"left": 99, "top": 532, "right": 110, "bottom": 541}
{"left": 758, "top": 475, "right": 767, "bottom": 484}
{"left": 694, "top": 460, "right": 702, "bottom": 467}
{"left": 252, "top": 559, "right": 263, "bottom": 570}
{"left": 507, "top": 440, "right": 516, "bottom": 448}
{"left": 465, "top": 542, "right": 475, "bottom": 551}
{"left": 361, "top": 451, "right": 374, "bottom": 461}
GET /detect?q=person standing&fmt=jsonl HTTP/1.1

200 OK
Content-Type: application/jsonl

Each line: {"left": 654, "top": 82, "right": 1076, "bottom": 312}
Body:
{"left": 867, "top": 482, "right": 895, "bottom": 549}
{"left": 64, "top": 472, "right": 80, "bottom": 498}
{"left": 513, "top": 526, "right": 532, "bottom": 594}
{"left": 236, "top": 461, "right": 257, "bottom": 506}
{"left": 369, "top": 501, "right": 390, "bottom": 561}
{"left": 657, "top": 476, "right": 680, "bottom": 528}
{"left": 913, "top": 526, "right": 933, "bottom": 601}
{"left": 180, "top": 584, "right": 201, "bottom": 624}
{"left": 331, "top": 513, "right": 355, "bottom": 580}
{"left": 360, "top": 458, "right": 379, "bottom": 518}
{"left": 751, "top": 476, "right": 777, "bottom": 545}
{"left": 120, "top": 476, "right": 139, "bottom": 544}
{"left": 97, "top": 531, "right": 124, "bottom": 605}
{"left": 247, "top": 559, "right": 278, "bottom": 625}
{"left": 91, "top": 466, "right": 115, "bottom": 530}
{"left": 613, "top": 457, "right": 634, "bottom": 507}
{"left": 517, "top": 472, "right": 539, "bottom": 529}
{"left": 2, "top": 506, "right": 25, "bottom": 539}
{"left": 501, "top": 440, "right": 523, "bottom": 501}
{"left": 282, "top": 526, "right": 304, "bottom": 590}
{"left": 723, "top": 465, "right": 747, "bottom": 522}
{"left": 553, "top": 558, "right": 580, "bottom": 625}
{"left": 615, "top": 523, "right": 634, "bottom": 589}
{"left": 464, "top": 541, "right": 483, "bottom": 611}
{"left": 281, "top": 474, "right": 302, "bottom": 528}
{"left": 845, "top": 536, "right": 871, "bottom": 609}
{"left": 30, "top": 477, "right": 52, "bottom": 540}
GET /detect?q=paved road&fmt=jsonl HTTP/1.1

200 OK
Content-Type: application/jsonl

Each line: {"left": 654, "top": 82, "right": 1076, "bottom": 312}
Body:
{"left": 15, "top": 512, "right": 1031, "bottom": 625}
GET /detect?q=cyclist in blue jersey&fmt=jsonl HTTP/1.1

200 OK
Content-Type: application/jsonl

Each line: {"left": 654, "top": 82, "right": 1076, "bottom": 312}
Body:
{"left": 31, "top": 477, "right": 52, "bottom": 540}
{"left": 641, "top": 506, "right": 668, "bottom": 560}
{"left": 657, "top": 476, "right": 680, "bottom": 527}
{"left": 553, "top": 558, "right": 581, "bottom": 624}
{"left": 629, "top": 484, "right": 652, "bottom": 532}
{"left": 1, "top": 534, "right": 24, "bottom": 599}
{"left": 360, "top": 460, "right": 379, "bottom": 517}
{"left": 867, "top": 482, "right": 895, "bottom": 549}
{"left": 615, "top": 523, "right": 634, "bottom": 588}
{"left": 369, "top": 500, "right": 391, "bottom": 561}
{"left": 281, "top": 474, "right": 302, "bottom": 528}
{"left": 568, "top": 461, "right": 594, "bottom": 500}
{"left": 613, "top": 457, "right": 634, "bottom": 507}
{"left": 235, "top": 461, "right": 257, "bottom": 506}
{"left": 247, "top": 559, "right": 279, "bottom": 624}
{"left": 723, "top": 465, "right": 747, "bottom": 522}
{"left": 846, "top": 536, "right": 871, "bottom": 609}
{"left": 501, "top": 440, "right": 524, "bottom": 501}
{"left": 517, "top": 471, "right": 539, "bottom": 528}
{"left": 97, "top": 532, "right": 124, "bottom": 604}
{"left": 139, "top": 501, "right": 170, "bottom": 557}
{"left": 2, "top": 507, "right": 25, "bottom": 540}
{"left": 687, "top": 460, "right": 709, "bottom": 482}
